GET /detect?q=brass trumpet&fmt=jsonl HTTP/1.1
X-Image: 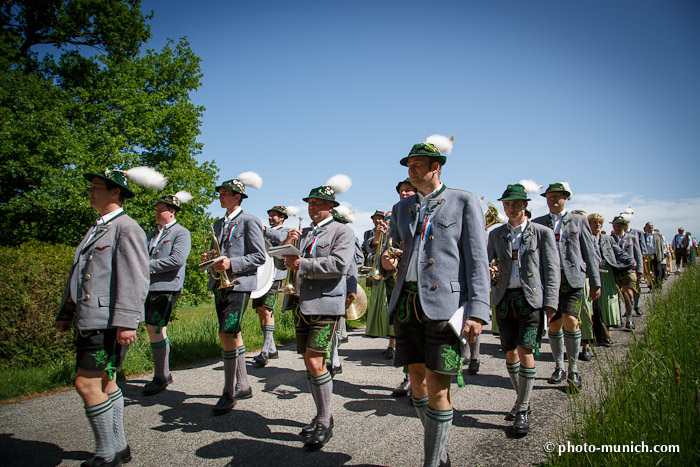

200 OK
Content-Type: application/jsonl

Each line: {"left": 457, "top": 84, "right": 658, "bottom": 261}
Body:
{"left": 485, "top": 202, "right": 507, "bottom": 230}
{"left": 279, "top": 217, "right": 303, "bottom": 295}
{"left": 367, "top": 230, "right": 385, "bottom": 281}
{"left": 200, "top": 224, "right": 238, "bottom": 290}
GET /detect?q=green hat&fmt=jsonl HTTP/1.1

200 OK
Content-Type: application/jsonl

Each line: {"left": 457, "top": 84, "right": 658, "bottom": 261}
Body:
{"left": 215, "top": 179, "right": 248, "bottom": 198}
{"left": 153, "top": 194, "right": 183, "bottom": 211}
{"left": 84, "top": 169, "right": 135, "bottom": 198}
{"left": 267, "top": 205, "right": 288, "bottom": 218}
{"left": 395, "top": 178, "right": 414, "bottom": 194}
{"left": 497, "top": 184, "right": 530, "bottom": 201}
{"left": 332, "top": 210, "right": 349, "bottom": 223}
{"left": 303, "top": 185, "right": 339, "bottom": 206}
{"left": 400, "top": 142, "right": 447, "bottom": 166}
{"left": 541, "top": 182, "right": 572, "bottom": 200}
{"left": 371, "top": 210, "right": 386, "bottom": 219}
{"left": 611, "top": 215, "right": 629, "bottom": 225}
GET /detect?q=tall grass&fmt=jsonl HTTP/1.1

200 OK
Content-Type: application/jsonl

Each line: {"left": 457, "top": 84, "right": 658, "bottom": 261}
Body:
{"left": 547, "top": 266, "right": 700, "bottom": 466}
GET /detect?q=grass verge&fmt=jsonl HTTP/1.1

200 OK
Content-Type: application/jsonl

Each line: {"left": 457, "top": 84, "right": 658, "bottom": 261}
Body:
{"left": 546, "top": 266, "right": 700, "bottom": 466}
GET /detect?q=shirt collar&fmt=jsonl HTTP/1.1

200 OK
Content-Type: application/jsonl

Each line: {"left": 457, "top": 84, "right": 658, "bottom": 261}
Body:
{"left": 160, "top": 219, "right": 177, "bottom": 230}
{"left": 313, "top": 216, "right": 334, "bottom": 229}
{"left": 507, "top": 218, "right": 528, "bottom": 232}
{"left": 549, "top": 209, "right": 567, "bottom": 220}
{"left": 223, "top": 207, "right": 242, "bottom": 223}
{"left": 97, "top": 207, "right": 124, "bottom": 225}
{"left": 416, "top": 183, "right": 444, "bottom": 204}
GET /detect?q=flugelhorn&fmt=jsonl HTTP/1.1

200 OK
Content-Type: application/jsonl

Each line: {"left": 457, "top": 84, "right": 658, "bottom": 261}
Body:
{"left": 485, "top": 202, "right": 507, "bottom": 230}
{"left": 367, "top": 229, "right": 386, "bottom": 281}
{"left": 199, "top": 224, "right": 238, "bottom": 289}
{"left": 279, "top": 217, "right": 303, "bottom": 295}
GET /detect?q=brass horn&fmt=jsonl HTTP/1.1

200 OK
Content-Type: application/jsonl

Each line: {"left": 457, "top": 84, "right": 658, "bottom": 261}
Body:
{"left": 279, "top": 217, "right": 303, "bottom": 295}
{"left": 199, "top": 223, "right": 238, "bottom": 290}
{"left": 485, "top": 202, "right": 507, "bottom": 230}
{"left": 367, "top": 230, "right": 385, "bottom": 281}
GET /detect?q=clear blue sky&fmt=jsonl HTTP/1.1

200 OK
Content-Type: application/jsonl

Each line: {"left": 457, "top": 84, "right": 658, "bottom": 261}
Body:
{"left": 141, "top": 0, "right": 700, "bottom": 240}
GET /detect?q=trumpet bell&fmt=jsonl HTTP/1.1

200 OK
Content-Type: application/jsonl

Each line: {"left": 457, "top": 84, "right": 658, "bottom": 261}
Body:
{"left": 485, "top": 202, "right": 507, "bottom": 230}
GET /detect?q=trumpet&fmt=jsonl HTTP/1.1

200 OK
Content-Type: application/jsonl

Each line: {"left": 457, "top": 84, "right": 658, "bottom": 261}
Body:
{"left": 485, "top": 202, "right": 507, "bottom": 230}
{"left": 199, "top": 224, "right": 238, "bottom": 290}
{"left": 367, "top": 230, "right": 386, "bottom": 281}
{"left": 279, "top": 217, "right": 303, "bottom": 295}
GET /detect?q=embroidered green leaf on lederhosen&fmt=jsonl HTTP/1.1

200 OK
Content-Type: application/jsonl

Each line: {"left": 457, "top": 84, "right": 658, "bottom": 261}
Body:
{"left": 225, "top": 313, "right": 240, "bottom": 332}
{"left": 314, "top": 323, "right": 331, "bottom": 349}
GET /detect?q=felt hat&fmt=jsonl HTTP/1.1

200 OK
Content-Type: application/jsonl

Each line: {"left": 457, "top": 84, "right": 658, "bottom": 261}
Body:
{"left": 497, "top": 184, "right": 530, "bottom": 202}
{"left": 153, "top": 191, "right": 192, "bottom": 211}
{"left": 541, "top": 182, "right": 572, "bottom": 200}
{"left": 400, "top": 134, "right": 454, "bottom": 166}
{"left": 395, "top": 178, "right": 414, "bottom": 194}
{"left": 215, "top": 171, "right": 263, "bottom": 199}
{"left": 84, "top": 166, "right": 167, "bottom": 199}
{"left": 303, "top": 174, "right": 352, "bottom": 207}
{"left": 267, "top": 205, "right": 288, "bottom": 219}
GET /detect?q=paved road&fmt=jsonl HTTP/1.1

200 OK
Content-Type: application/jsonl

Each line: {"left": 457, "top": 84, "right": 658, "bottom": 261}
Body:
{"left": 1, "top": 284, "right": 661, "bottom": 467}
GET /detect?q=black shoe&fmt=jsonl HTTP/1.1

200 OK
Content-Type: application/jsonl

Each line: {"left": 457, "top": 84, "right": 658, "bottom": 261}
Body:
{"left": 392, "top": 377, "right": 411, "bottom": 397}
{"left": 212, "top": 393, "right": 235, "bottom": 415}
{"left": 548, "top": 369, "right": 566, "bottom": 384}
{"left": 384, "top": 347, "right": 395, "bottom": 360}
{"left": 81, "top": 456, "right": 122, "bottom": 467}
{"left": 142, "top": 375, "right": 172, "bottom": 396}
{"left": 513, "top": 410, "right": 530, "bottom": 435}
{"left": 439, "top": 453, "right": 451, "bottom": 467}
{"left": 625, "top": 320, "right": 635, "bottom": 330}
{"left": 300, "top": 416, "right": 333, "bottom": 438}
{"left": 253, "top": 353, "right": 269, "bottom": 367}
{"left": 567, "top": 372, "right": 583, "bottom": 392}
{"left": 597, "top": 337, "right": 613, "bottom": 347}
{"left": 304, "top": 423, "right": 333, "bottom": 450}
{"left": 579, "top": 347, "right": 593, "bottom": 362}
{"left": 340, "top": 337, "right": 349, "bottom": 344}
{"left": 328, "top": 365, "right": 342, "bottom": 377}
{"left": 233, "top": 387, "right": 253, "bottom": 400}
{"left": 634, "top": 307, "right": 643, "bottom": 316}
{"left": 467, "top": 359, "right": 480, "bottom": 375}
{"left": 268, "top": 350, "right": 279, "bottom": 359}
{"left": 505, "top": 404, "right": 530, "bottom": 421}
{"left": 118, "top": 445, "right": 131, "bottom": 464}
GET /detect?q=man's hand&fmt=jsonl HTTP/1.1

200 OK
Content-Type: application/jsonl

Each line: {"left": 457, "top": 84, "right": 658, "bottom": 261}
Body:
{"left": 461, "top": 317, "right": 484, "bottom": 343}
{"left": 489, "top": 264, "right": 499, "bottom": 280}
{"left": 116, "top": 327, "right": 137, "bottom": 346}
{"left": 589, "top": 286, "right": 601, "bottom": 301}
{"left": 55, "top": 321, "right": 70, "bottom": 333}
{"left": 371, "top": 220, "right": 389, "bottom": 246}
{"left": 283, "top": 228, "right": 301, "bottom": 245}
{"left": 216, "top": 257, "right": 231, "bottom": 271}
{"left": 381, "top": 248, "right": 402, "bottom": 270}
{"left": 283, "top": 255, "right": 300, "bottom": 271}
{"left": 346, "top": 293, "right": 356, "bottom": 304}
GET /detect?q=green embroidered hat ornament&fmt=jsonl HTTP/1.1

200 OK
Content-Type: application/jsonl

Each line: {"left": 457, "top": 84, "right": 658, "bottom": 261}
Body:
{"left": 84, "top": 167, "right": 167, "bottom": 199}
{"left": 400, "top": 134, "right": 454, "bottom": 166}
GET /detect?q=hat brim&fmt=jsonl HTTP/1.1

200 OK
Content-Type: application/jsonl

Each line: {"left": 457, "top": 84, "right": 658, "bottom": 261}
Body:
{"left": 267, "top": 209, "right": 288, "bottom": 218}
{"left": 540, "top": 190, "right": 571, "bottom": 199}
{"left": 302, "top": 195, "right": 339, "bottom": 207}
{"left": 215, "top": 185, "right": 248, "bottom": 199}
{"left": 497, "top": 195, "right": 530, "bottom": 201}
{"left": 153, "top": 200, "right": 181, "bottom": 211}
{"left": 400, "top": 155, "right": 447, "bottom": 167}
{"left": 84, "top": 173, "right": 135, "bottom": 198}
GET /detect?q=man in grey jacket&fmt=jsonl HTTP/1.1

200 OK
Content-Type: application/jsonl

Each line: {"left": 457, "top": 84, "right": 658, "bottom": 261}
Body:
{"left": 488, "top": 183, "right": 560, "bottom": 435}
{"left": 56, "top": 169, "right": 150, "bottom": 467}
{"left": 611, "top": 216, "right": 643, "bottom": 330}
{"left": 205, "top": 176, "right": 266, "bottom": 415}
{"left": 381, "top": 135, "right": 490, "bottom": 467}
{"left": 281, "top": 181, "right": 355, "bottom": 451}
{"left": 532, "top": 183, "right": 601, "bottom": 392}
{"left": 142, "top": 193, "right": 192, "bottom": 395}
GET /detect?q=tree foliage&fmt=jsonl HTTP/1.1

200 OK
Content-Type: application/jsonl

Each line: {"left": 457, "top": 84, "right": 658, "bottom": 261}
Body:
{"left": 0, "top": 0, "right": 217, "bottom": 300}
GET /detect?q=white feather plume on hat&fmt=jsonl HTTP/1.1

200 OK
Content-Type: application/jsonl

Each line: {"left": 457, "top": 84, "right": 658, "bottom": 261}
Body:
{"left": 334, "top": 205, "right": 354, "bottom": 223}
{"left": 237, "top": 171, "right": 263, "bottom": 189}
{"left": 174, "top": 190, "right": 193, "bottom": 204}
{"left": 286, "top": 205, "right": 301, "bottom": 217}
{"left": 425, "top": 134, "right": 454, "bottom": 155}
{"left": 562, "top": 182, "right": 573, "bottom": 199}
{"left": 519, "top": 179, "right": 542, "bottom": 194}
{"left": 125, "top": 167, "right": 167, "bottom": 190}
{"left": 325, "top": 174, "right": 352, "bottom": 194}
{"left": 621, "top": 207, "right": 634, "bottom": 223}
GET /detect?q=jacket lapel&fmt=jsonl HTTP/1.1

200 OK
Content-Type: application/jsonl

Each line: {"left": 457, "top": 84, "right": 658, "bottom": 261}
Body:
{"left": 81, "top": 225, "right": 109, "bottom": 254}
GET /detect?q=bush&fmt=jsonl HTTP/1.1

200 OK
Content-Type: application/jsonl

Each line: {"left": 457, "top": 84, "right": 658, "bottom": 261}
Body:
{"left": 0, "top": 240, "right": 75, "bottom": 369}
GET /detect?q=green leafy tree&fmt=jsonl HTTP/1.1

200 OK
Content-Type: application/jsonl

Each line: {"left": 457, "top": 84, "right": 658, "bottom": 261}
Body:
{"left": 0, "top": 0, "right": 216, "bottom": 300}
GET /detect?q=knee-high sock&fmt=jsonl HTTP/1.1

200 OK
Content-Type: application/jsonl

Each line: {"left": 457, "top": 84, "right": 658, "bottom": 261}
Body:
{"left": 261, "top": 324, "right": 276, "bottom": 354}
{"left": 338, "top": 317, "right": 347, "bottom": 340}
{"left": 85, "top": 399, "right": 116, "bottom": 461}
{"left": 107, "top": 388, "right": 127, "bottom": 453}
{"left": 506, "top": 361, "right": 520, "bottom": 393}
{"left": 310, "top": 372, "right": 333, "bottom": 428}
{"left": 564, "top": 330, "right": 581, "bottom": 374}
{"left": 222, "top": 350, "right": 237, "bottom": 396}
{"left": 549, "top": 331, "right": 565, "bottom": 370}
{"left": 633, "top": 290, "right": 640, "bottom": 310}
{"left": 330, "top": 333, "right": 340, "bottom": 368}
{"left": 424, "top": 407, "right": 452, "bottom": 467}
{"left": 412, "top": 395, "right": 429, "bottom": 426}
{"left": 469, "top": 334, "right": 481, "bottom": 361}
{"left": 234, "top": 345, "right": 250, "bottom": 392}
{"left": 517, "top": 366, "right": 536, "bottom": 413}
{"left": 151, "top": 337, "right": 170, "bottom": 380}
{"left": 306, "top": 370, "right": 318, "bottom": 422}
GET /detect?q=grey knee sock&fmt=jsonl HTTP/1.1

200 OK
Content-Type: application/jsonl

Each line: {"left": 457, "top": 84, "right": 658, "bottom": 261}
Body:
{"left": 107, "top": 388, "right": 127, "bottom": 453}
{"left": 424, "top": 407, "right": 452, "bottom": 467}
{"left": 564, "top": 330, "right": 581, "bottom": 374}
{"left": 548, "top": 331, "right": 565, "bottom": 370}
{"left": 517, "top": 366, "right": 536, "bottom": 413}
{"left": 262, "top": 325, "right": 276, "bottom": 354}
{"left": 311, "top": 372, "right": 333, "bottom": 428}
{"left": 151, "top": 338, "right": 170, "bottom": 380}
{"left": 624, "top": 295, "right": 633, "bottom": 319}
{"left": 330, "top": 333, "right": 340, "bottom": 368}
{"left": 222, "top": 350, "right": 237, "bottom": 395}
{"left": 469, "top": 334, "right": 481, "bottom": 361}
{"left": 412, "top": 395, "right": 429, "bottom": 426}
{"left": 633, "top": 290, "right": 640, "bottom": 310}
{"left": 338, "top": 317, "right": 347, "bottom": 340}
{"left": 85, "top": 399, "right": 116, "bottom": 461}
{"left": 235, "top": 345, "right": 250, "bottom": 392}
{"left": 506, "top": 361, "right": 520, "bottom": 392}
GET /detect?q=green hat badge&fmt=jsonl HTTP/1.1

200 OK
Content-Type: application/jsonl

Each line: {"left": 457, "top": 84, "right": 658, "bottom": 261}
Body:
{"left": 303, "top": 174, "right": 352, "bottom": 207}
{"left": 84, "top": 166, "right": 167, "bottom": 199}
{"left": 153, "top": 191, "right": 193, "bottom": 211}
{"left": 332, "top": 205, "right": 354, "bottom": 224}
{"left": 371, "top": 210, "right": 386, "bottom": 219}
{"left": 400, "top": 134, "right": 454, "bottom": 166}
{"left": 267, "top": 205, "right": 289, "bottom": 218}
{"left": 541, "top": 182, "right": 572, "bottom": 200}
{"left": 497, "top": 184, "right": 531, "bottom": 201}
{"left": 215, "top": 171, "right": 263, "bottom": 199}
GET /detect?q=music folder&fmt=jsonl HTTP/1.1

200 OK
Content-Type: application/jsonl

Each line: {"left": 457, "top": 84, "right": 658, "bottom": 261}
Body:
{"left": 267, "top": 244, "right": 303, "bottom": 258}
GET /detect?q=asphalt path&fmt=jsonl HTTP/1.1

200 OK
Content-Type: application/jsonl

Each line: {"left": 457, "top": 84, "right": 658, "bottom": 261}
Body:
{"left": 0, "top": 282, "right": 665, "bottom": 467}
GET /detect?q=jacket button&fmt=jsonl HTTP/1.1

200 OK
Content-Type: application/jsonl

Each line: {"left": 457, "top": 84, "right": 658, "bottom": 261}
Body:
{"left": 428, "top": 258, "right": 435, "bottom": 264}
{"left": 308, "top": 285, "right": 314, "bottom": 290}
{"left": 84, "top": 294, "right": 90, "bottom": 300}
{"left": 87, "top": 255, "right": 93, "bottom": 261}
{"left": 532, "top": 288, "right": 537, "bottom": 292}
{"left": 431, "top": 283, "right": 438, "bottom": 290}
{"left": 85, "top": 274, "right": 91, "bottom": 280}
{"left": 529, "top": 272, "right": 534, "bottom": 277}
{"left": 429, "top": 235, "right": 434, "bottom": 240}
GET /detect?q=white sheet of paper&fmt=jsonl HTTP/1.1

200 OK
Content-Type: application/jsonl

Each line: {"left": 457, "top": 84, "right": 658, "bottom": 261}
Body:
{"left": 448, "top": 305, "right": 468, "bottom": 345}
{"left": 267, "top": 244, "right": 303, "bottom": 258}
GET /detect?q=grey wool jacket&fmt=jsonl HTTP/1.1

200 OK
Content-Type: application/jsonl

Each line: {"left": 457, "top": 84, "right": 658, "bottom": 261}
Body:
{"left": 147, "top": 222, "right": 192, "bottom": 292}
{"left": 57, "top": 212, "right": 149, "bottom": 330}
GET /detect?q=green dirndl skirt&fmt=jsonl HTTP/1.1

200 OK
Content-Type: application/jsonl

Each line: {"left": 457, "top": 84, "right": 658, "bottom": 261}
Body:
{"left": 578, "top": 279, "right": 595, "bottom": 340}
{"left": 599, "top": 267, "right": 621, "bottom": 327}
{"left": 365, "top": 279, "right": 392, "bottom": 337}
